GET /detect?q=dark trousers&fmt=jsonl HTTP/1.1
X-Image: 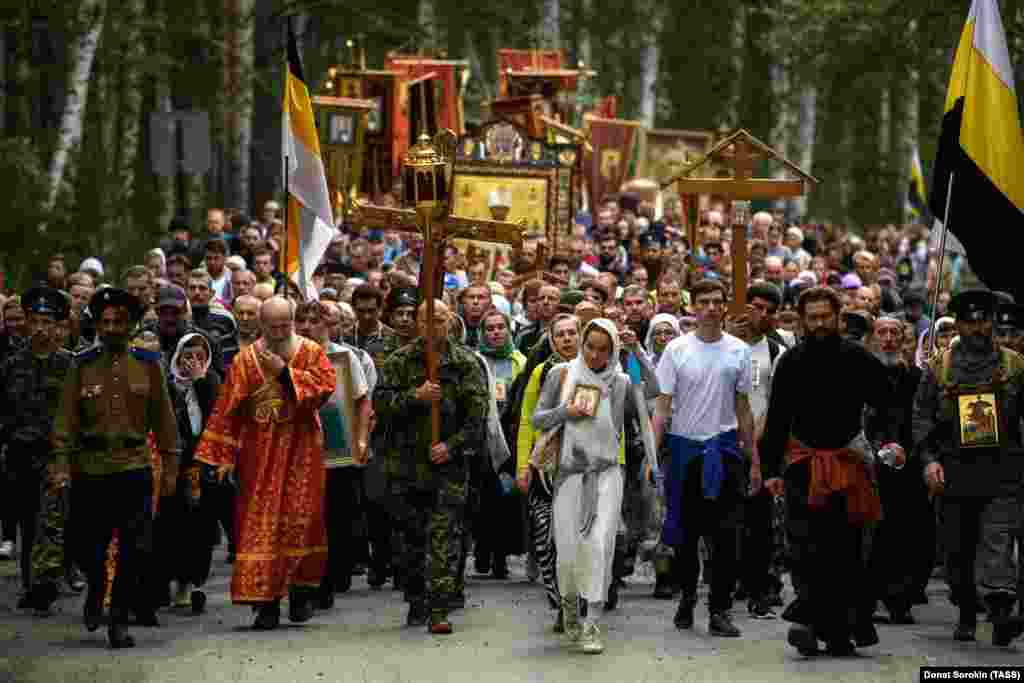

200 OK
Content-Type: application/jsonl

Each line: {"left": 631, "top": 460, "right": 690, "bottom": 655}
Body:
{"left": 72, "top": 469, "right": 153, "bottom": 621}
{"left": 742, "top": 487, "right": 776, "bottom": 601}
{"left": 323, "top": 467, "right": 363, "bottom": 592}
{"left": 784, "top": 462, "right": 870, "bottom": 644}
{"left": 868, "top": 467, "right": 935, "bottom": 613}
{"left": 6, "top": 462, "right": 43, "bottom": 590}
{"left": 675, "top": 495, "right": 739, "bottom": 613}
{"left": 141, "top": 482, "right": 217, "bottom": 609}
{"left": 209, "top": 481, "right": 236, "bottom": 556}
{"left": 362, "top": 459, "right": 392, "bottom": 576}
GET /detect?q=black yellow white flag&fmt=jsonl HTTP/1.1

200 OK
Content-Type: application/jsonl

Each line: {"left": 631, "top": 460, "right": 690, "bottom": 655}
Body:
{"left": 930, "top": 0, "right": 1024, "bottom": 299}
{"left": 282, "top": 20, "right": 334, "bottom": 299}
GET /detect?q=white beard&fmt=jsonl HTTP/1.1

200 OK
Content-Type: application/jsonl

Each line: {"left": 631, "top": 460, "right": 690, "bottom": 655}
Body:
{"left": 874, "top": 350, "right": 902, "bottom": 368}
{"left": 266, "top": 333, "right": 297, "bottom": 359}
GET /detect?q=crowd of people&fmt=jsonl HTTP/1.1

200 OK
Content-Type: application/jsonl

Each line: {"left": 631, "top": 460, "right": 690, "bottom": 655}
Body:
{"left": 1, "top": 191, "right": 1023, "bottom": 657}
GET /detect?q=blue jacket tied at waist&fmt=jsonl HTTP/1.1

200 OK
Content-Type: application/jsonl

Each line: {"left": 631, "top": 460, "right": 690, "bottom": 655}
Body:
{"left": 660, "top": 430, "right": 741, "bottom": 547}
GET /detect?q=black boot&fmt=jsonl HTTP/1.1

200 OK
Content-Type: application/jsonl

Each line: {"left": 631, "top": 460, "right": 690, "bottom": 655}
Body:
{"left": 367, "top": 565, "right": 389, "bottom": 589}
{"left": 787, "top": 624, "right": 820, "bottom": 656}
{"left": 987, "top": 593, "right": 1024, "bottom": 647}
{"left": 605, "top": 580, "right": 620, "bottom": 612}
{"left": 107, "top": 609, "right": 136, "bottom": 649}
{"left": 288, "top": 587, "right": 315, "bottom": 623}
{"left": 708, "top": 611, "right": 741, "bottom": 637}
{"left": 190, "top": 590, "right": 207, "bottom": 615}
{"left": 406, "top": 599, "right": 429, "bottom": 627}
{"left": 253, "top": 601, "right": 281, "bottom": 630}
{"left": 31, "top": 583, "right": 59, "bottom": 617}
{"left": 673, "top": 595, "right": 696, "bottom": 630}
{"left": 491, "top": 556, "right": 509, "bottom": 580}
{"left": 83, "top": 589, "right": 103, "bottom": 632}
{"left": 954, "top": 590, "right": 978, "bottom": 642}
{"left": 653, "top": 575, "right": 675, "bottom": 600}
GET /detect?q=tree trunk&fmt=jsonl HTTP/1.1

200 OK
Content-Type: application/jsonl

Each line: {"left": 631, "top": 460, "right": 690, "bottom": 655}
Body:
{"left": 878, "top": 82, "right": 891, "bottom": 159}
{"left": 770, "top": 55, "right": 791, "bottom": 214}
{"left": 224, "top": 0, "right": 254, "bottom": 213}
{"left": 722, "top": 4, "right": 746, "bottom": 128}
{"left": 791, "top": 80, "right": 817, "bottom": 219}
{"left": 638, "top": 1, "right": 662, "bottom": 128}
{"left": 114, "top": 0, "right": 144, "bottom": 240}
{"left": 0, "top": 27, "right": 6, "bottom": 135}
{"left": 538, "top": 0, "right": 560, "bottom": 50}
{"left": 43, "top": 0, "right": 107, "bottom": 219}
{"left": 578, "top": 0, "right": 592, "bottom": 69}
{"left": 152, "top": 0, "right": 176, "bottom": 232}
{"left": 419, "top": 0, "right": 437, "bottom": 52}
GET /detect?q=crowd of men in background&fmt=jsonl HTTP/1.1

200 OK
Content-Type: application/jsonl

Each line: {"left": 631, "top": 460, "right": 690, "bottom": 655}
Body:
{"left": 1, "top": 188, "right": 1021, "bottom": 653}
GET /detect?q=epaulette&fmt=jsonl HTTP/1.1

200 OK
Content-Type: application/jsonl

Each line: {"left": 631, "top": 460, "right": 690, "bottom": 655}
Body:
{"left": 74, "top": 344, "right": 103, "bottom": 365}
{"left": 131, "top": 348, "right": 163, "bottom": 364}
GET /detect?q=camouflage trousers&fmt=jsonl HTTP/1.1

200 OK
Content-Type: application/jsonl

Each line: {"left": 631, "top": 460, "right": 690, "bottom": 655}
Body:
{"left": 31, "top": 479, "right": 68, "bottom": 589}
{"left": 389, "top": 479, "right": 466, "bottom": 614}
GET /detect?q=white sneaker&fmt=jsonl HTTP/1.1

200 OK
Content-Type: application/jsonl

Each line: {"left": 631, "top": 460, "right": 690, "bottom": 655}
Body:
{"left": 0, "top": 541, "right": 13, "bottom": 560}
{"left": 579, "top": 623, "right": 604, "bottom": 654}
{"left": 561, "top": 596, "right": 582, "bottom": 643}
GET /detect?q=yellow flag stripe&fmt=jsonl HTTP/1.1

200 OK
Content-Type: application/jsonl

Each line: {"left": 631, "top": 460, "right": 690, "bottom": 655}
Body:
{"left": 284, "top": 72, "right": 321, "bottom": 160}
{"left": 945, "top": 18, "right": 1024, "bottom": 210}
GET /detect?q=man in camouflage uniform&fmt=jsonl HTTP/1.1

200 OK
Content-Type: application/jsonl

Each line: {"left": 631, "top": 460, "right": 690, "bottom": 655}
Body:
{"left": 913, "top": 290, "right": 1024, "bottom": 646}
{"left": 373, "top": 299, "right": 488, "bottom": 635}
{"left": 0, "top": 287, "right": 74, "bottom": 614}
{"left": 52, "top": 288, "right": 179, "bottom": 648}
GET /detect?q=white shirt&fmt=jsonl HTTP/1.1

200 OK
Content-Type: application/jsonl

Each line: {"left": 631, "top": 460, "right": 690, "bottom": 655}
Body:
{"left": 747, "top": 337, "right": 778, "bottom": 422}
{"left": 210, "top": 269, "right": 231, "bottom": 303}
{"left": 655, "top": 331, "right": 752, "bottom": 441}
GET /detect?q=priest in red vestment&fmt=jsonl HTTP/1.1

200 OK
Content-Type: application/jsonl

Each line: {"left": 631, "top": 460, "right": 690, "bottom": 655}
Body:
{"left": 195, "top": 297, "right": 336, "bottom": 629}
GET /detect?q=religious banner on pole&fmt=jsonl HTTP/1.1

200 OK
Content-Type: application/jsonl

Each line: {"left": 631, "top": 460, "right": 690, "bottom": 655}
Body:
{"left": 497, "top": 48, "right": 565, "bottom": 96}
{"left": 585, "top": 114, "right": 641, "bottom": 208}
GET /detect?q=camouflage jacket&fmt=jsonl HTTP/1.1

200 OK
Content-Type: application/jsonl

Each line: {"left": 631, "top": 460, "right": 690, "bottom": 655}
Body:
{"left": 0, "top": 347, "right": 74, "bottom": 463}
{"left": 373, "top": 338, "right": 488, "bottom": 488}
{"left": 360, "top": 327, "right": 408, "bottom": 371}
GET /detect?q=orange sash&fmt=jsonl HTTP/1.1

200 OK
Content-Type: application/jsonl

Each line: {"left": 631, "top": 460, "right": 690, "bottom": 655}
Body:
{"left": 786, "top": 437, "right": 882, "bottom": 524}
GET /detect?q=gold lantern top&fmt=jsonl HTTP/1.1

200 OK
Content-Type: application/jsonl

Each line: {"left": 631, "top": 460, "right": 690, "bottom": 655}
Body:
{"left": 402, "top": 130, "right": 456, "bottom": 219}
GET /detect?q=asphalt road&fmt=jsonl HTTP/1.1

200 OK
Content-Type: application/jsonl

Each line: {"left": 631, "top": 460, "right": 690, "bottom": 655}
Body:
{"left": 1, "top": 550, "right": 1021, "bottom": 683}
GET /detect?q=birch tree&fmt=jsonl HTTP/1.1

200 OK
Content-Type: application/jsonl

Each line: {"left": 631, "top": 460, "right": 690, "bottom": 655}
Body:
{"left": 114, "top": 0, "right": 145, "bottom": 222}
{"left": 637, "top": 0, "right": 663, "bottom": 129}
{"left": 224, "top": 0, "right": 255, "bottom": 212}
{"left": 42, "top": 0, "right": 108, "bottom": 222}
{"left": 538, "top": 0, "right": 560, "bottom": 50}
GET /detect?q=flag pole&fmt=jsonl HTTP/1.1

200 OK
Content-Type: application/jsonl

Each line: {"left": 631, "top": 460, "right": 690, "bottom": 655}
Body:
{"left": 929, "top": 171, "right": 954, "bottom": 356}
{"left": 284, "top": 154, "right": 289, "bottom": 296}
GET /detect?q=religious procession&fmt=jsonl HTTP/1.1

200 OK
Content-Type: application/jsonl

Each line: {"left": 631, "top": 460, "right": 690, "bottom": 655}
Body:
{"left": 2, "top": 0, "right": 1024, "bottom": 680}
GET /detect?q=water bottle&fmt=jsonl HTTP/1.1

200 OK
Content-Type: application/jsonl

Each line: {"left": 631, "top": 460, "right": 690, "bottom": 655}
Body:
{"left": 877, "top": 444, "right": 905, "bottom": 470}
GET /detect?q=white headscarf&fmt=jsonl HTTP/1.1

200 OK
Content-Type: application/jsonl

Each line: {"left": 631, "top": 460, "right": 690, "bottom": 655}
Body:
{"left": 644, "top": 313, "right": 682, "bottom": 363}
{"left": 170, "top": 333, "right": 213, "bottom": 436}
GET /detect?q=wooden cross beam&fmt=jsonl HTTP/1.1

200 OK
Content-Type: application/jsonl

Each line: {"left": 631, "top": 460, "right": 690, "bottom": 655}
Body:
{"left": 674, "top": 135, "right": 811, "bottom": 317}
{"left": 352, "top": 199, "right": 526, "bottom": 443}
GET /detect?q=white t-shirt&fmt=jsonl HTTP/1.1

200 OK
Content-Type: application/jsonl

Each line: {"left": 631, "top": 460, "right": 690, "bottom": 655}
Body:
{"left": 747, "top": 337, "right": 778, "bottom": 422}
{"left": 655, "top": 331, "right": 752, "bottom": 441}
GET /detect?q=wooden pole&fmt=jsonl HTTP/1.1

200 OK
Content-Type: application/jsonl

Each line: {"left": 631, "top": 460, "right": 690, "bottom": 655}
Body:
{"left": 421, "top": 212, "right": 441, "bottom": 445}
{"left": 730, "top": 206, "right": 748, "bottom": 318}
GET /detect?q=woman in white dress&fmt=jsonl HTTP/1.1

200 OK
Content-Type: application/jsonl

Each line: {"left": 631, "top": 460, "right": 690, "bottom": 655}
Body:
{"left": 530, "top": 318, "right": 643, "bottom": 654}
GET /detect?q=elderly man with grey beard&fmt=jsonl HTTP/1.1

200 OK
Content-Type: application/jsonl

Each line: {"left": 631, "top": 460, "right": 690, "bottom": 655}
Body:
{"left": 862, "top": 316, "right": 933, "bottom": 626}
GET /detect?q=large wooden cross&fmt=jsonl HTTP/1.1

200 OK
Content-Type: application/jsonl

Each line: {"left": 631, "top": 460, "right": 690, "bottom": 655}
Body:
{"left": 668, "top": 129, "right": 818, "bottom": 317}
{"left": 352, "top": 199, "right": 526, "bottom": 444}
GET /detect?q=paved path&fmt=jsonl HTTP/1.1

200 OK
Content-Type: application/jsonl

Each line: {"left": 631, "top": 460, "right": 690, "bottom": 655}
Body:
{"left": 1, "top": 552, "right": 1021, "bottom": 683}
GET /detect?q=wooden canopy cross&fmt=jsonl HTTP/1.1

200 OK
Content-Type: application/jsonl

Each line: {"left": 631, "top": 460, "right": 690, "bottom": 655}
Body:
{"left": 352, "top": 198, "right": 526, "bottom": 444}
{"left": 663, "top": 129, "right": 819, "bottom": 316}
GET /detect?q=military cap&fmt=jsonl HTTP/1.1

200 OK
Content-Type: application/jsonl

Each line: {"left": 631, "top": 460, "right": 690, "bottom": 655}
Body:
{"left": 559, "top": 289, "right": 586, "bottom": 311}
{"left": 88, "top": 287, "right": 143, "bottom": 322}
{"left": 996, "top": 303, "right": 1024, "bottom": 330}
{"left": 948, "top": 289, "right": 997, "bottom": 322}
{"left": 156, "top": 284, "right": 188, "bottom": 310}
{"left": 386, "top": 286, "right": 418, "bottom": 312}
{"left": 842, "top": 310, "right": 871, "bottom": 340}
{"left": 22, "top": 286, "right": 70, "bottom": 321}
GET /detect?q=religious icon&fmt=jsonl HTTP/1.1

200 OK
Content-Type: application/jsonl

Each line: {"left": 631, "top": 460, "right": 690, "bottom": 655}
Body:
{"left": 600, "top": 150, "right": 622, "bottom": 181}
{"left": 958, "top": 393, "right": 1000, "bottom": 448}
{"left": 530, "top": 141, "right": 544, "bottom": 161}
{"left": 495, "top": 381, "right": 507, "bottom": 403}
{"left": 328, "top": 113, "right": 354, "bottom": 145}
{"left": 367, "top": 98, "right": 383, "bottom": 133}
{"left": 571, "top": 384, "right": 602, "bottom": 418}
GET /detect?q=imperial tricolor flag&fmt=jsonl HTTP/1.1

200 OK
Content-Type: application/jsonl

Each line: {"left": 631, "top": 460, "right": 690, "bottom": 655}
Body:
{"left": 282, "top": 19, "right": 334, "bottom": 299}
{"left": 907, "top": 147, "right": 928, "bottom": 221}
{"left": 929, "top": 0, "right": 1024, "bottom": 301}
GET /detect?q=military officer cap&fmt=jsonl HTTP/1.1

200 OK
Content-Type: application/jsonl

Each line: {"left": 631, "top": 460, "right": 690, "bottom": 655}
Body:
{"left": 386, "top": 287, "right": 418, "bottom": 312}
{"left": 88, "top": 287, "right": 143, "bottom": 323}
{"left": 948, "top": 289, "right": 997, "bottom": 322}
{"left": 22, "top": 286, "right": 70, "bottom": 321}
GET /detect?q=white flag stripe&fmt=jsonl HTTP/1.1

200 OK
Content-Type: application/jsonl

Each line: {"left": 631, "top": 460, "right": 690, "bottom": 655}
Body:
{"left": 283, "top": 109, "right": 334, "bottom": 231}
{"left": 969, "top": 0, "right": 1016, "bottom": 92}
